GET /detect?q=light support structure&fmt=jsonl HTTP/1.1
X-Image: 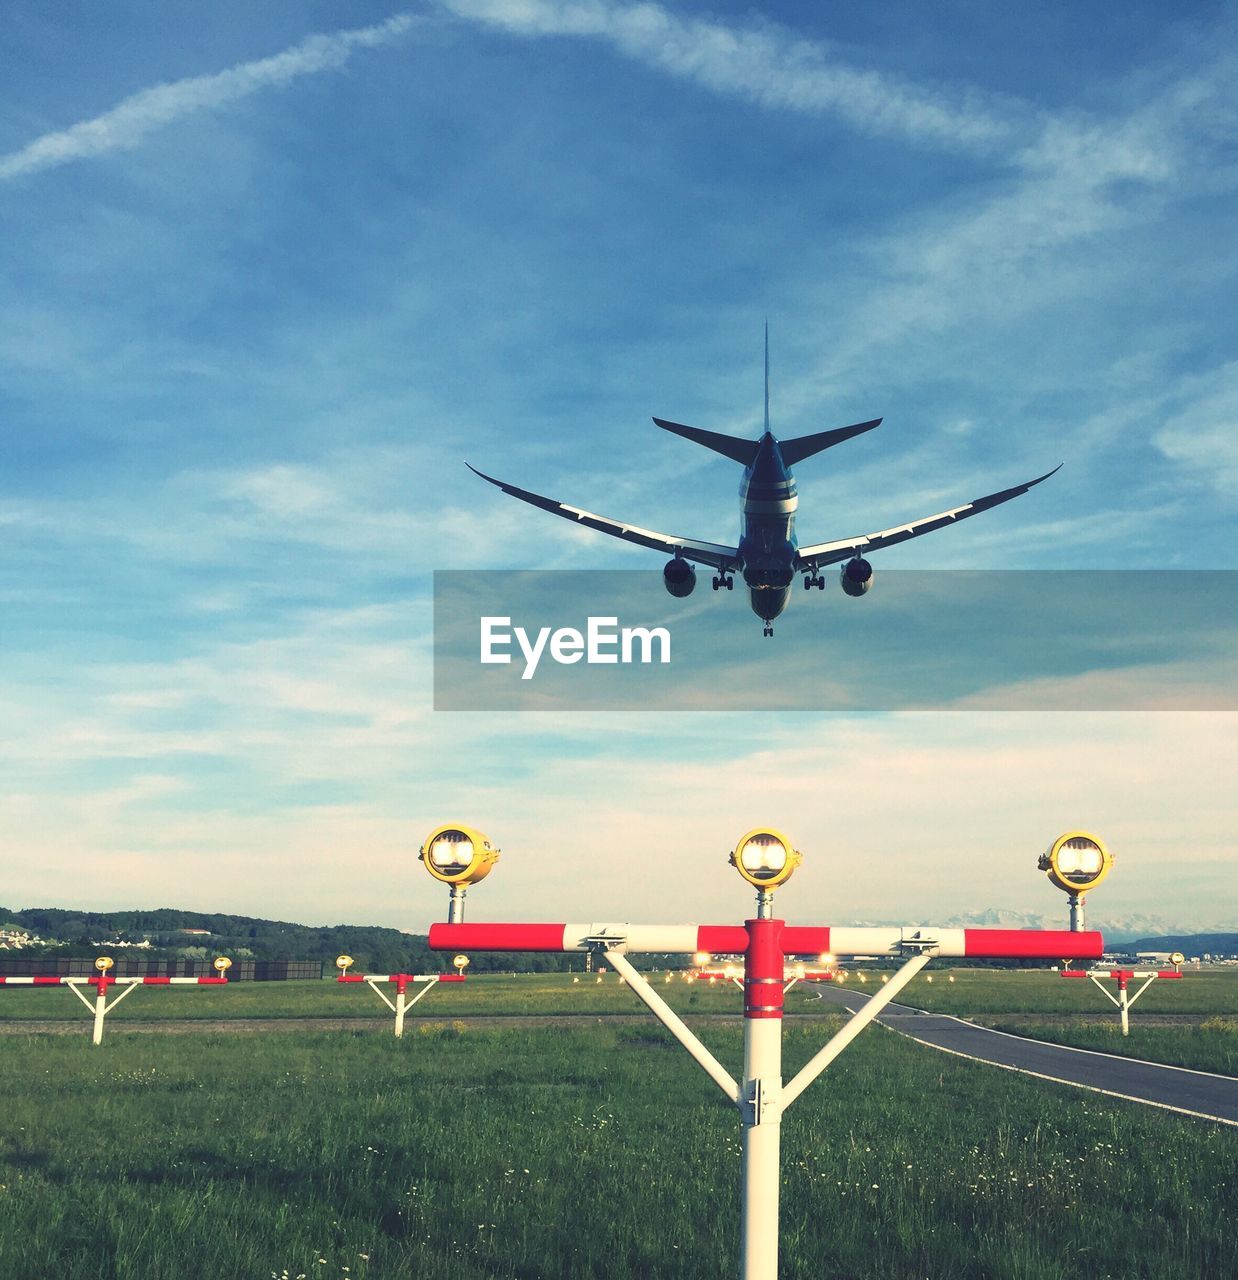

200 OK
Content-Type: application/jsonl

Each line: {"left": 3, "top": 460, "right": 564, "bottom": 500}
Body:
{"left": 418, "top": 825, "right": 500, "bottom": 925}
{"left": 1059, "top": 967, "right": 1182, "bottom": 1036}
{"left": 335, "top": 954, "right": 467, "bottom": 1037}
{"left": 1039, "top": 831, "right": 1114, "bottom": 932}
{"left": 0, "top": 956, "right": 231, "bottom": 1044}
{"left": 429, "top": 918, "right": 1102, "bottom": 1280}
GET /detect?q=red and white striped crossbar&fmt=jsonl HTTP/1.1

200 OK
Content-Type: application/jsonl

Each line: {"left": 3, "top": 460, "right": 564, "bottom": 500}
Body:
{"left": 1060, "top": 969, "right": 1182, "bottom": 981}
{"left": 338, "top": 973, "right": 465, "bottom": 986}
{"left": 429, "top": 922, "right": 1103, "bottom": 961}
{"left": 0, "top": 975, "right": 228, "bottom": 986}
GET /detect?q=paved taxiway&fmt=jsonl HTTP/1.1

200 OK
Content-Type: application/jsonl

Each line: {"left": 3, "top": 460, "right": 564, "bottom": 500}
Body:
{"left": 810, "top": 985, "right": 1238, "bottom": 1126}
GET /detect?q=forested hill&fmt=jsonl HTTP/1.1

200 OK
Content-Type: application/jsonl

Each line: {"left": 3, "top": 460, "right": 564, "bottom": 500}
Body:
{"left": 0, "top": 907, "right": 570, "bottom": 973}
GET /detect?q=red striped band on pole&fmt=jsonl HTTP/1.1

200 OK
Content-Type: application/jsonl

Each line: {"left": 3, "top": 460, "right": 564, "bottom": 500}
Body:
{"left": 428, "top": 922, "right": 1103, "bottom": 960}
{"left": 744, "top": 917, "right": 784, "bottom": 1019}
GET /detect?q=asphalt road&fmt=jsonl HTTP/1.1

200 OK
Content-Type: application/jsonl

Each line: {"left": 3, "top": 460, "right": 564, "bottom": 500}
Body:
{"left": 809, "top": 985, "right": 1238, "bottom": 1126}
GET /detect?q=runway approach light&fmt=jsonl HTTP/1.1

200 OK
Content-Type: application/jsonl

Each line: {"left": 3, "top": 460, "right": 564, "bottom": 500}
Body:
{"left": 95, "top": 956, "right": 114, "bottom": 972}
{"left": 1039, "top": 831, "right": 1113, "bottom": 895}
{"left": 213, "top": 957, "right": 232, "bottom": 974}
{"left": 453, "top": 954, "right": 471, "bottom": 973}
{"left": 729, "top": 828, "right": 802, "bottom": 890}
{"left": 692, "top": 951, "right": 712, "bottom": 968}
{"left": 420, "top": 824, "right": 501, "bottom": 886}
{"left": 336, "top": 955, "right": 354, "bottom": 972}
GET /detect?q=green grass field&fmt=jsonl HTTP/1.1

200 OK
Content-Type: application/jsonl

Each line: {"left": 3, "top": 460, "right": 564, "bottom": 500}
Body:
{"left": 1, "top": 1021, "right": 1234, "bottom": 1280}
{"left": 4, "top": 968, "right": 1236, "bottom": 1076}
{"left": 0, "top": 971, "right": 748, "bottom": 1021}
{"left": 2, "top": 966, "right": 1234, "bottom": 1021}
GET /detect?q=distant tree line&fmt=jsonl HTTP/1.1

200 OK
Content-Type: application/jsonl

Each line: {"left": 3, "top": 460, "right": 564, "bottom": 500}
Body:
{"left": 0, "top": 907, "right": 575, "bottom": 974}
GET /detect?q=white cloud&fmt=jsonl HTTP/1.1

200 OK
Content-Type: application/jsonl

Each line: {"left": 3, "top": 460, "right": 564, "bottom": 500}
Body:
{"left": 0, "top": 14, "right": 417, "bottom": 180}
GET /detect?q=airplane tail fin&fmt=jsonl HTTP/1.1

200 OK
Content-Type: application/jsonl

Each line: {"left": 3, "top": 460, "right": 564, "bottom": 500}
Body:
{"left": 779, "top": 417, "right": 883, "bottom": 466}
{"left": 764, "top": 320, "right": 770, "bottom": 436}
{"left": 651, "top": 417, "right": 758, "bottom": 465}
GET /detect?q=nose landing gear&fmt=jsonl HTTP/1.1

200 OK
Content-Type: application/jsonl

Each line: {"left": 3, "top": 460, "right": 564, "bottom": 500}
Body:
{"left": 802, "top": 574, "right": 825, "bottom": 590}
{"left": 763, "top": 622, "right": 774, "bottom": 637}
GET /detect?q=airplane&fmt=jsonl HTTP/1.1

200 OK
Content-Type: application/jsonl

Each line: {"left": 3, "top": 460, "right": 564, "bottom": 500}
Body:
{"left": 468, "top": 329, "right": 1060, "bottom": 636}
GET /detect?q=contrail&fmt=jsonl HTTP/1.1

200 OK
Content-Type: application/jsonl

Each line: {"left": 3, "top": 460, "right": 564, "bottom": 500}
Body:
{"left": 0, "top": 13, "right": 416, "bottom": 180}
{"left": 437, "top": 0, "right": 1016, "bottom": 153}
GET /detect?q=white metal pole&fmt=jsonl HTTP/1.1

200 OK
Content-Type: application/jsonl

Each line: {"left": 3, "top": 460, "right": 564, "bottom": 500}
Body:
{"left": 394, "top": 988, "right": 407, "bottom": 1038}
{"left": 741, "top": 1014, "right": 781, "bottom": 1280}
{"left": 740, "top": 911, "right": 784, "bottom": 1280}
{"left": 1119, "top": 979, "right": 1129, "bottom": 1037}
{"left": 1068, "top": 893, "right": 1085, "bottom": 932}
{"left": 92, "top": 987, "right": 107, "bottom": 1045}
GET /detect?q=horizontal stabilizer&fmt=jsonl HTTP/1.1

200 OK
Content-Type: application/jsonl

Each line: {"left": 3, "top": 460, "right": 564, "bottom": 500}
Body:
{"left": 652, "top": 417, "right": 757, "bottom": 465}
{"left": 779, "top": 418, "right": 883, "bottom": 466}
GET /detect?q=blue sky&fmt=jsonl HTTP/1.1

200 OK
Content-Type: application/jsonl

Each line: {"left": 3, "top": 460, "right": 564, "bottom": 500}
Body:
{"left": 1, "top": 2, "right": 1235, "bottom": 938}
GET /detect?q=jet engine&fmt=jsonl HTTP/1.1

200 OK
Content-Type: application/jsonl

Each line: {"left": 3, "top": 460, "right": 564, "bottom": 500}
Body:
{"left": 840, "top": 557, "right": 874, "bottom": 597}
{"left": 663, "top": 558, "right": 696, "bottom": 598}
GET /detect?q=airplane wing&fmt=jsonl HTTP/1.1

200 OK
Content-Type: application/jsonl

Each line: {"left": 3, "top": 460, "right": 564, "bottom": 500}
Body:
{"left": 795, "top": 464, "right": 1061, "bottom": 569}
{"left": 467, "top": 464, "right": 740, "bottom": 570}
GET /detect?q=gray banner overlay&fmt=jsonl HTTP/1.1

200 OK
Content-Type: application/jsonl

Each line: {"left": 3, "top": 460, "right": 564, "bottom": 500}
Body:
{"left": 433, "top": 570, "right": 1238, "bottom": 711}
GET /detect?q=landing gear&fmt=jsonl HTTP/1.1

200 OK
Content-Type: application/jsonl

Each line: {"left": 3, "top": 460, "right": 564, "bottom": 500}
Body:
{"left": 711, "top": 574, "right": 734, "bottom": 591}
{"left": 763, "top": 622, "right": 774, "bottom": 637}
{"left": 802, "top": 574, "right": 825, "bottom": 590}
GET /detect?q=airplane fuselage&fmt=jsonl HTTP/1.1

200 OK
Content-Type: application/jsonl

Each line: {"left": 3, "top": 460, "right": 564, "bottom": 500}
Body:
{"left": 738, "top": 431, "right": 798, "bottom": 623}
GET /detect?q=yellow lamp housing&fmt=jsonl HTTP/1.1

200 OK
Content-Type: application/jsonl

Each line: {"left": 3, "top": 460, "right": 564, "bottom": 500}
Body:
{"left": 452, "top": 954, "right": 471, "bottom": 972}
{"left": 213, "top": 956, "right": 232, "bottom": 973}
{"left": 336, "top": 955, "right": 354, "bottom": 971}
{"left": 730, "top": 828, "right": 802, "bottom": 890}
{"left": 1170, "top": 951, "right": 1185, "bottom": 967}
{"left": 1039, "top": 830, "right": 1113, "bottom": 895}
{"left": 95, "top": 956, "right": 114, "bottom": 972}
{"left": 419, "top": 824, "right": 501, "bottom": 886}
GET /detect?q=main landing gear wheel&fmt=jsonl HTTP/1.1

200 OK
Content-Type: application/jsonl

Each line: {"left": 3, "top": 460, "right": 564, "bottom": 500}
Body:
{"left": 712, "top": 574, "right": 735, "bottom": 591}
